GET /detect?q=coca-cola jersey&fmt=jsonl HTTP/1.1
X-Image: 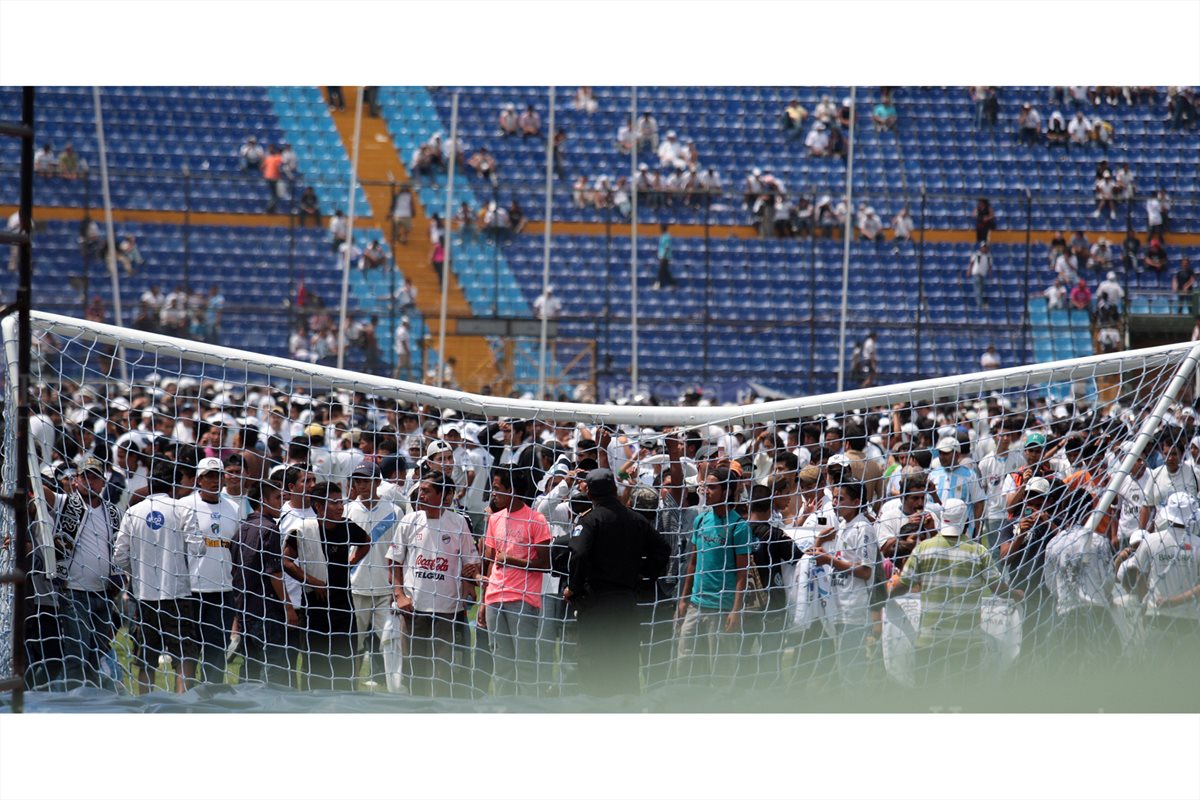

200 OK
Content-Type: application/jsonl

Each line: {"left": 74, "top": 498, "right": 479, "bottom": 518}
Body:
{"left": 386, "top": 509, "right": 480, "bottom": 613}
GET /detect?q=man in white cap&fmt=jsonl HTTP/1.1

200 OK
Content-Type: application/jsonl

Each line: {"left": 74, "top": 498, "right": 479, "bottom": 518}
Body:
{"left": 179, "top": 456, "right": 244, "bottom": 683}
{"left": 1095, "top": 270, "right": 1124, "bottom": 307}
{"left": 891, "top": 498, "right": 1022, "bottom": 686}
{"left": 1140, "top": 432, "right": 1198, "bottom": 532}
{"left": 1119, "top": 491, "right": 1200, "bottom": 650}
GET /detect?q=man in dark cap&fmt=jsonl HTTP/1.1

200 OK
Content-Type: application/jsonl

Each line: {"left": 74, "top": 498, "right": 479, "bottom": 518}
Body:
{"left": 564, "top": 468, "right": 669, "bottom": 696}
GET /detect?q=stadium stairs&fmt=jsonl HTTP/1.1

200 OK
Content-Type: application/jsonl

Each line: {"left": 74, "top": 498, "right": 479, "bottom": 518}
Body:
{"left": 325, "top": 86, "right": 500, "bottom": 390}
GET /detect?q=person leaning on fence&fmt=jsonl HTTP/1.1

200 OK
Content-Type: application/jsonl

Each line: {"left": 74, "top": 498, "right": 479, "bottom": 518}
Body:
{"left": 890, "top": 498, "right": 1022, "bottom": 687}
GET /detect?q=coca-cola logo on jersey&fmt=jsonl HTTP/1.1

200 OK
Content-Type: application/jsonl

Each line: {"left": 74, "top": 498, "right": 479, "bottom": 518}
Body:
{"left": 415, "top": 554, "right": 449, "bottom": 572}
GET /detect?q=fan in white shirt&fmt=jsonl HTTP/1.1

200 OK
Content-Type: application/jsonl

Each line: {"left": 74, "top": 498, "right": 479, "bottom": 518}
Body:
{"left": 1139, "top": 437, "right": 1199, "bottom": 531}
{"left": 1121, "top": 493, "right": 1200, "bottom": 623}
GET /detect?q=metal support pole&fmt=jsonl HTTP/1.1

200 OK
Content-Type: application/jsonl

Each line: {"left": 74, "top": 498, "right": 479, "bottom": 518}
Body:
{"left": 537, "top": 87, "right": 556, "bottom": 400}
{"left": 808, "top": 189, "right": 818, "bottom": 389}
{"left": 9, "top": 85, "right": 36, "bottom": 714}
{"left": 336, "top": 87, "right": 365, "bottom": 370}
{"left": 80, "top": 168, "right": 91, "bottom": 318}
{"left": 182, "top": 168, "right": 192, "bottom": 293}
{"left": 916, "top": 186, "right": 927, "bottom": 377}
{"left": 702, "top": 189, "right": 712, "bottom": 385}
{"left": 629, "top": 87, "right": 639, "bottom": 394}
{"left": 437, "top": 92, "right": 459, "bottom": 389}
{"left": 1023, "top": 188, "right": 1034, "bottom": 365}
{"left": 835, "top": 86, "right": 857, "bottom": 392}
{"left": 389, "top": 181, "right": 398, "bottom": 376}
{"left": 91, "top": 87, "right": 126, "bottom": 382}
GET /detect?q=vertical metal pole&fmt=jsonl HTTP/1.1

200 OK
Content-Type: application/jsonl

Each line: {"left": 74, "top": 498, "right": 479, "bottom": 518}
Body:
{"left": 92, "top": 87, "right": 127, "bottom": 383}
{"left": 9, "top": 86, "right": 36, "bottom": 714}
{"left": 835, "top": 86, "right": 857, "bottom": 393}
{"left": 603, "top": 204, "right": 612, "bottom": 383}
{"left": 92, "top": 89, "right": 125, "bottom": 330}
{"left": 1023, "top": 189, "right": 1033, "bottom": 365}
{"left": 537, "top": 87, "right": 556, "bottom": 400}
{"left": 437, "top": 92, "right": 459, "bottom": 389}
{"left": 916, "top": 186, "right": 927, "bottom": 377}
{"left": 182, "top": 168, "right": 192, "bottom": 293}
{"left": 336, "top": 87, "right": 365, "bottom": 370}
{"left": 702, "top": 190, "right": 712, "bottom": 385}
{"left": 81, "top": 168, "right": 91, "bottom": 318}
{"left": 389, "top": 181, "right": 398, "bottom": 376}
{"left": 287, "top": 209, "right": 297, "bottom": 333}
{"left": 808, "top": 190, "right": 817, "bottom": 389}
{"left": 630, "top": 87, "right": 639, "bottom": 394}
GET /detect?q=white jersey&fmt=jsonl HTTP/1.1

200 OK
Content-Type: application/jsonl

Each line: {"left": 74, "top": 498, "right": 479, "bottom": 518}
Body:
{"left": 1043, "top": 525, "right": 1115, "bottom": 616}
{"left": 177, "top": 492, "right": 243, "bottom": 593}
{"left": 113, "top": 493, "right": 196, "bottom": 601}
{"left": 347, "top": 498, "right": 404, "bottom": 597}
{"left": 977, "top": 449, "right": 1027, "bottom": 522}
{"left": 279, "top": 504, "right": 317, "bottom": 607}
{"left": 51, "top": 492, "right": 115, "bottom": 593}
{"left": 830, "top": 513, "right": 878, "bottom": 625}
{"left": 1114, "top": 471, "right": 1150, "bottom": 547}
{"left": 1142, "top": 464, "right": 1199, "bottom": 514}
{"left": 385, "top": 510, "right": 480, "bottom": 614}
{"left": 1127, "top": 526, "right": 1200, "bottom": 621}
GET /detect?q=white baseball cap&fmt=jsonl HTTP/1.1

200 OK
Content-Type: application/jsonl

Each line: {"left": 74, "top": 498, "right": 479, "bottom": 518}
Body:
{"left": 1163, "top": 492, "right": 1197, "bottom": 526}
{"left": 827, "top": 454, "right": 851, "bottom": 469}
{"left": 426, "top": 440, "right": 453, "bottom": 459}
{"left": 939, "top": 498, "right": 968, "bottom": 537}
{"left": 196, "top": 457, "right": 224, "bottom": 476}
{"left": 936, "top": 436, "right": 960, "bottom": 453}
{"left": 1025, "top": 476, "right": 1052, "bottom": 496}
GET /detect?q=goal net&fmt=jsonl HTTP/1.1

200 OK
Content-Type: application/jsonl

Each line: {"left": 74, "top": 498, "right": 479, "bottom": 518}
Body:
{"left": 3, "top": 311, "right": 1200, "bottom": 707}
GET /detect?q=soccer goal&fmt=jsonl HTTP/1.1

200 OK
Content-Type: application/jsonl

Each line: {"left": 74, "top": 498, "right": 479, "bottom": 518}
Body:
{"left": 3, "top": 310, "right": 1200, "bottom": 707}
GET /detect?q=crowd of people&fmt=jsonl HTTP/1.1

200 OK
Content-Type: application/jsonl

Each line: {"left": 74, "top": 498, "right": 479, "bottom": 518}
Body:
{"left": 16, "top": 372, "right": 1200, "bottom": 699}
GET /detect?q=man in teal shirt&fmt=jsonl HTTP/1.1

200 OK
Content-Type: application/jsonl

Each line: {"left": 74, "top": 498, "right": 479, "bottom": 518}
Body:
{"left": 654, "top": 223, "right": 677, "bottom": 289}
{"left": 675, "top": 467, "right": 749, "bottom": 684}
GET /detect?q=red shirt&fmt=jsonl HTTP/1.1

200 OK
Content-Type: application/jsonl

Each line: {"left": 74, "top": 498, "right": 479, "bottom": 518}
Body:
{"left": 262, "top": 153, "right": 283, "bottom": 181}
{"left": 484, "top": 504, "right": 551, "bottom": 608}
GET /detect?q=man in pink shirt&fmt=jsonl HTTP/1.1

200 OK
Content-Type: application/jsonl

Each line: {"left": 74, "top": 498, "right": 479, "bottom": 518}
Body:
{"left": 480, "top": 466, "right": 551, "bottom": 696}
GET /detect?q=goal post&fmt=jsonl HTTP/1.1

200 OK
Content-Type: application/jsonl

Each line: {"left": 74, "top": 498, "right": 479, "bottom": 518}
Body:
{"left": 4, "top": 311, "right": 1200, "bottom": 705}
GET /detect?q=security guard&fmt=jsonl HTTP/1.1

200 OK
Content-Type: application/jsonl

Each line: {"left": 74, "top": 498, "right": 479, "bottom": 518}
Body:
{"left": 564, "top": 468, "right": 669, "bottom": 696}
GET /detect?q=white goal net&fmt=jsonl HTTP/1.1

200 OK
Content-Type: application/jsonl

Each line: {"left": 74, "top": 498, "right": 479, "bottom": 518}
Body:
{"left": 3, "top": 311, "right": 1200, "bottom": 707}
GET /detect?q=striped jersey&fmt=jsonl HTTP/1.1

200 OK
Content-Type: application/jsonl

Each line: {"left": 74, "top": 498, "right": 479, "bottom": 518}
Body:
{"left": 897, "top": 533, "right": 1001, "bottom": 645}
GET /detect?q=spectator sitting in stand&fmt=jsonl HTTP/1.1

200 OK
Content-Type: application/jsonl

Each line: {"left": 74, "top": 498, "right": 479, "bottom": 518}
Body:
{"left": 329, "top": 209, "right": 348, "bottom": 254}
{"left": 1069, "top": 278, "right": 1092, "bottom": 311}
{"left": 574, "top": 87, "right": 598, "bottom": 114}
{"left": 499, "top": 103, "right": 518, "bottom": 136}
{"left": 1143, "top": 237, "right": 1168, "bottom": 273}
{"left": 1090, "top": 236, "right": 1115, "bottom": 271}
{"left": 467, "top": 146, "right": 499, "bottom": 187}
{"left": 616, "top": 115, "right": 635, "bottom": 154}
{"left": 657, "top": 130, "right": 686, "bottom": 170}
{"left": 572, "top": 176, "right": 593, "bottom": 209}
{"left": 837, "top": 97, "right": 854, "bottom": 128}
{"left": 891, "top": 206, "right": 914, "bottom": 253}
{"left": 1067, "top": 111, "right": 1093, "bottom": 146}
{"left": 782, "top": 98, "right": 808, "bottom": 139}
{"left": 611, "top": 177, "right": 632, "bottom": 219}
{"left": 508, "top": 200, "right": 527, "bottom": 235}
{"left": 481, "top": 201, "right": 512, "bottom": 237}
{"left": 1070, "top": 230, "right": 1091, "bottom": 272}
{"left": 33, "top": 143, "right": 57, "bottom": 174}
{"left": 1017, "top": 102, "right": 1042, "bottom": 145}
{"left": 519, "top": 104, "right": 541, "bottom": 137}
{"left": 454, "top": 200, "right": 477, "bottom": 237}
{"left": 636, "top": 111, "right": 659, "bottom": 151}
{"left": 391, "top": 187, "right": 413, "bottom": 244}
{"left": 805, "top": 121, "right": 831, "bottom": 156}
{"left": 533, "top": 285, "right": 562, "bottom": 320}
{"left": 1045, "top": 276, "right": 1069, "bottom": 310}
{"left": 591, "top": 175, "right": 613, "bottom": 210}
{"left": 871, "top": 98, "right": 898, "bottom": 131}
{"left": 115, "top": 234, "right": 144, "bottom": 276}
{"left": 239, "top": 135, "right": 264, "bottom": 173}
{"left": 58, "top": 144, "right": 80, "bottom": 179}
{"left": 1096, "top": 270, "right": 1125, "bottom": 308}
{"left": 1045, "top": 111, "right": 1069, "bottom": 147}
{"left": 359, "top": 240, "right": 387, "bottom": 272}
{"left": 814, "top": 94, "right": 837, "bottom": 124}
{"left": 1121, "top": 228, "right": 1141, "bottom": 272}
{"left": 1094, "top": 170, "right": 1117, "bottom": 220}
{"left": 1090, "top": 115, "right": 1114, "bottom": 149}
{"left": 857, "top": 205, "right": 884, "bottom": 244}
{"left": 1047, "top": 230, "right": 1068, "bottom": 264}
{"left": 1054, "top": 246, "right": 1080, "bottom": 286}
{"left": 298, "top": 186, "right": 321, "bottom": 228}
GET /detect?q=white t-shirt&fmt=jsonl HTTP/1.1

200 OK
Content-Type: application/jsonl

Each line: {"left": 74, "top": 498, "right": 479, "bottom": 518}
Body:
{"left": 892, "top": 214, "right": 914, "bottom": 239}
{"left": 1044, "top": 525, "right": 1115, "bottom": 616}
{"left": 1114, "top": 471, "right": 1150, "bottom": 547}
{"left": 1142, "top": 464, "right": 1199, "bottom": 512}
{"left": 1128, "top": 526, "right": 1200, "bottom": 620}
{"left": 385, "top": 510, "right": 479, "bottom": 614}
{"left": 178, "top": 492, "right": 243, "bottom": 593}
{"left": 53, "top": 492, "right": 114, "bottom": 593}
{"left": 113, "top": 494, "right": 196, "bottom": 601}
{"left": 830, "top": 513, "right": 878, "bottom": 625}
{"left": 969, "top": 252, "right": 992, "bottom": 277}
{"left": 279, "top": 504, "right": 317, "bottom": 607}
{"left": 347, "top": 498, "right": 404, "bottom": 597}
{"left": 977, "top": 449, "right": 1026, "bottom": 521}
{"left": 1146, "top": 198, "right": 1163, "bottom": 227}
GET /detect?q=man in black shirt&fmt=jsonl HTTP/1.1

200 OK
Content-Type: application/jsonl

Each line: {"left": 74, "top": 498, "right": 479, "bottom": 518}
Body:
{"left": 284, "top": 481, "right": 369, "bottom": 691}
{"left": 231, "top": 478, "right": 292, "bottom": 687}
{"left": 565, "top": 469, "right": 669, "bottom": 696}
